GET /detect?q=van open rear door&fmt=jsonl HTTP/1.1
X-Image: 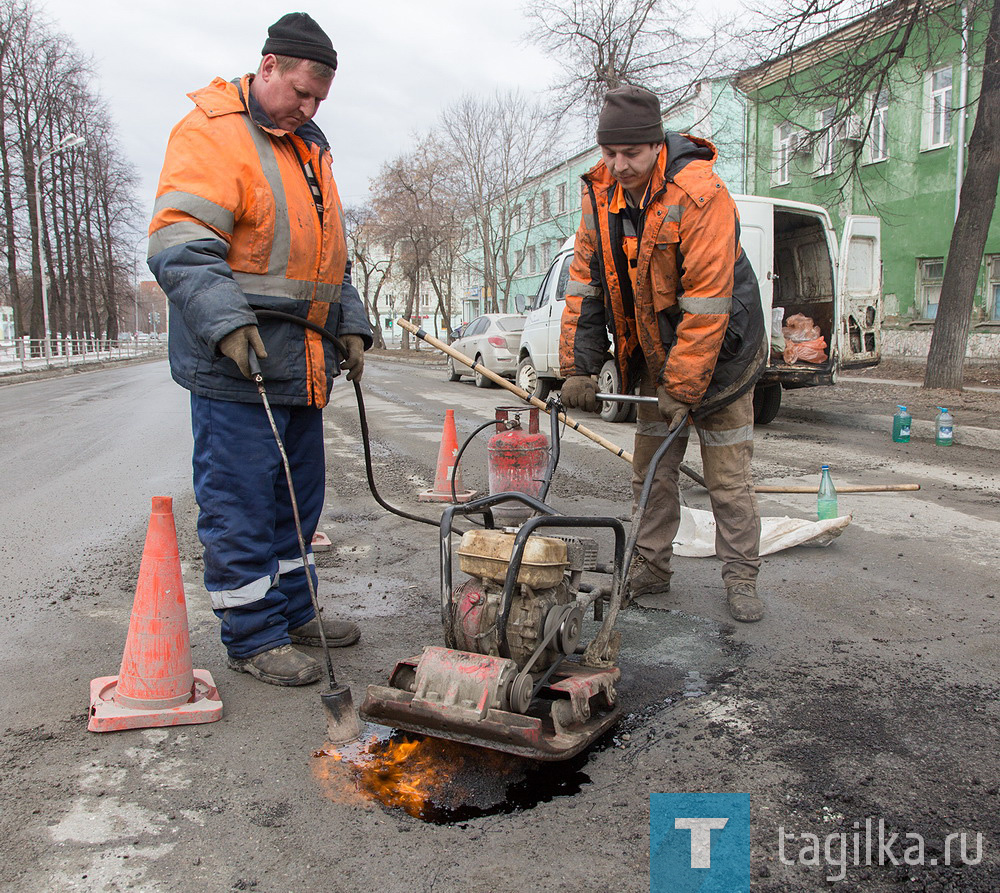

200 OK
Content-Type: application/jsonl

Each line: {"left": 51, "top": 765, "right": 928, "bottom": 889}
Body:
{"left": 838, "top": 215, "right": 882, "bottom": 367}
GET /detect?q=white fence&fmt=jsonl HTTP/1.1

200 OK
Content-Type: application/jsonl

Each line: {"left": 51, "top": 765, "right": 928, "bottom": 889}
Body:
{"left": 0, "top": 337, "right": 166, "bottom": 375}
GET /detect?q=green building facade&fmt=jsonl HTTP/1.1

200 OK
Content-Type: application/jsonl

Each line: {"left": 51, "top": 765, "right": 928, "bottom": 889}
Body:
{"left": 738, "top": 0, "right": 1000, "bottom": 358}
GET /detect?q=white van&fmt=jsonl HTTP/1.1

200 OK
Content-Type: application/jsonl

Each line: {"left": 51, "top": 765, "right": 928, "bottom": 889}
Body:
{"left": 514, "top": 196, "right": 881, "bottom": 423}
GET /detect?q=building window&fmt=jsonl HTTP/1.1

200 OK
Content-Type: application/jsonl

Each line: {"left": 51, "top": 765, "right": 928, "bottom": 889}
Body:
{"left": 527, "top": 245, "right": 537, "bottom": 275}
{"left": 868, "top": 91, "right": 889, "bottom": 162}
{"left": 557, "top": 183, "right": 567, "bottom": 214}
{"left": 773, "top": 123, "right": 796, "bottom": 186}
{"left": 513, "top": 205, "right": 522, "bottom": 230}
{"left": 541, "top": 190, "right": 551, "bottom": 218}
{"left": 988, "top": 255, "right": 1000, "bottom": 321}
{"left": 918, "top": 258, "right": 944, "bottom": 319}
{"left": 815, "top": 107, "right": 836, "bottom": 176}
{"left": 925, "top": 66, "right": 953, "bottom": 149}
{"left": 540, "top": 240, "right": 551, "bottom": 270}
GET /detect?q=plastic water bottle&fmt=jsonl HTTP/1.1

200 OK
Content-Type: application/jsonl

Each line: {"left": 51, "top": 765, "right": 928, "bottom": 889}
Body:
{"left": 817, "top": 465, "right": 838, "bottom": 520}
{"left": 892, "top": 405, "right": 912, "bottom": 443}
{"left": 936, "top": 407, "right": 954, "bottom": 446}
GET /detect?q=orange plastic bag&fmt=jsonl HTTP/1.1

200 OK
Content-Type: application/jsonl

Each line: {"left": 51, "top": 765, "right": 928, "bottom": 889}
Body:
{"left": 784, "top": 337, "right": 828, "bottom": 364}
{"left": 782, "top": 313, "right": 822, "bottom": 342}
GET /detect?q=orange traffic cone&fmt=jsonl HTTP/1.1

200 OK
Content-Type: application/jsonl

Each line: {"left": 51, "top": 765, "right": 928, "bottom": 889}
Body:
{"left": 88, "top": 496, "right": 223, "bottom": 732}
{"left": 418, "top": 409, "right": 477, "bottom": 502}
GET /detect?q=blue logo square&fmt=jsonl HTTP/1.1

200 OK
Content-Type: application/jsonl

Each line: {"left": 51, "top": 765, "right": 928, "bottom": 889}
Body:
{"left": 650, "top": 793, "right": 751, "bottom": 892}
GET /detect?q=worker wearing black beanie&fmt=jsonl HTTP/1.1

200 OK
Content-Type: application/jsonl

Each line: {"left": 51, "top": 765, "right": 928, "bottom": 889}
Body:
{"left": 262, "top": 12, "right": 338, "bottom": 71}
{"left": 148, "top": 10, "right": 371, "bottom": 687}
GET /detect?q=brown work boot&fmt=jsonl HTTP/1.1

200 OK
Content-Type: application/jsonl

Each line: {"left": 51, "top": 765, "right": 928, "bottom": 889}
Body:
{"left": 289, "top": 616, "right": 361, "bottom": 648}
{"left": 227, "top": 644, "right": 322, "bottom": 686}
{"left": 624, "top": 553, "right": 672, "bottom": 606}
{"left": 726, "top": 581, "right": 764, "bottom": 623}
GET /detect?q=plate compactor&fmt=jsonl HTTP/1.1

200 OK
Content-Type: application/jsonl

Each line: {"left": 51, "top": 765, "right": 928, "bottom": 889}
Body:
{"left": 361, "top": 397, "right": 683, "bottom": 762}
{"left": 361, "top": 493, "right": 628, "bottom": 760}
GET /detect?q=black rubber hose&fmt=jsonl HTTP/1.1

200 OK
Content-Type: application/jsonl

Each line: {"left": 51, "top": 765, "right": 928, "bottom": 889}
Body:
{"left": 252, "top": 308, "right": 440, "bottom": 529}
{"left": 451, "top": 419, "right": 497, "bottom": 506}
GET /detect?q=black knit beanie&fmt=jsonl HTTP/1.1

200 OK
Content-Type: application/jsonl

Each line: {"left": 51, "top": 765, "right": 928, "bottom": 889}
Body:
{"left": 262, "top": 12, "right": 338, "bottom": 71}
{"left": 597, "top": 85, "right": 664, "bottom": 145}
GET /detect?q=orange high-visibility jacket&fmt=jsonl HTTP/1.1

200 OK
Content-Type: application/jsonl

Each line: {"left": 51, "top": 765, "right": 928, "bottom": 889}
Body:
{"left": 148, "top": 75, "right": 371, "bottom": 407}
{"left": 559, "top": 134, "right": 764, "bottom": 412}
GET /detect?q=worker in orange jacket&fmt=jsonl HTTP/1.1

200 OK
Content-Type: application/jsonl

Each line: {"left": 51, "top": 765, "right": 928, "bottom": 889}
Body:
{"left": 148, "top": 13, "right": 372, "bottom": 684}
{"left": 559, "top": 86, "right": 767, "bottom": 622}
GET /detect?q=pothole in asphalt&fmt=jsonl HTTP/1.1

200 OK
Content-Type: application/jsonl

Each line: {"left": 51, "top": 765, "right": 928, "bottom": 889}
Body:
{"left": 312, "top": 724, "right": 590, "bottom": 824}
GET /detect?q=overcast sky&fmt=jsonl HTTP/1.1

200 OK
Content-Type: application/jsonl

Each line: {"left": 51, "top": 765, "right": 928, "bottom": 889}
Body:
{"left": 36, "top": 0, "right": 739, "bottom": 275}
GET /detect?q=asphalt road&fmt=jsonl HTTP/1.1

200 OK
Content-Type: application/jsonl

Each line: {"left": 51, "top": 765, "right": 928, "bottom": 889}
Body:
{"left": 1, "top": 356, "right": 998, "bottom": 892}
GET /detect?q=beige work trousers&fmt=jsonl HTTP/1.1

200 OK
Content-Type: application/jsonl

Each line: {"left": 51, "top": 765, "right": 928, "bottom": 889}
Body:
{"left": 632, "top": 369, "right": 761, "bottom": 586}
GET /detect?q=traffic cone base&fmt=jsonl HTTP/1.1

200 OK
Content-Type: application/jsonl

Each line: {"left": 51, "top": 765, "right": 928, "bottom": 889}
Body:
{"left": 418, "top": 485, "right": 477, "bottom": 503}
{"left": 311, "top": 531, "right": 333, "bottom": 552}
{"left": 88, "top": 496, "right": 224, "bottom": 733}
{"left": 418, "top": 409, "right": 477, "bottom": 503}
{"left": 88, "top": 670, "right": 222, "bottom": 732}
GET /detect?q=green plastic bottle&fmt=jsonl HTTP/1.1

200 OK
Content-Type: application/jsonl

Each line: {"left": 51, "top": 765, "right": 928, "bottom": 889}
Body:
{"left": 817, "top": 465, "right": 838, "bottom": 520}
{"left": 936, "top": 407, "right": 954, "bottom": 446}
{"left": 892, "top": 405, "right": 911, "bottom": 443}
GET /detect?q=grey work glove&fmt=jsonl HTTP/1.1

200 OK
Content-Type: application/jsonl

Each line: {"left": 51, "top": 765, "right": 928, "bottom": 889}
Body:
{"left": 219, "top": 325, "right": 267, "bottom": 379}
{"left": 656, "top": 386, "right": 693, "bottom": 431}
{"left": 340, "top": 334, "right": 366, "bottom": 382}
{"left": 561, "top": 375, "right": 598, "bottom": 412}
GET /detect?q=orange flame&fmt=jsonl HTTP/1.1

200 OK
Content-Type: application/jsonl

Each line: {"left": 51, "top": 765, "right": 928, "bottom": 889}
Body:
{"left": 355, "top": 735, "right": 458, "bottom": 818}
{"left": 312, "top": 731, "right": 522, "bottom": 820}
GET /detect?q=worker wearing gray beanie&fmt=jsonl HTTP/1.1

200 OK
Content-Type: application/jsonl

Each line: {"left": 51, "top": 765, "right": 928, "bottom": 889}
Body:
{"left": 596, "top": 85, "right": 665, "bottom": 145}
{"left": 560, "top": 84, "right": 767, "bottom": 625}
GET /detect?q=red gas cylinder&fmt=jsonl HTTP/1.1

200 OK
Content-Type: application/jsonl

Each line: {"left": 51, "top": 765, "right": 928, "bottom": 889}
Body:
{"left": 487, "top": 406, "right": 550, "bottom": 501}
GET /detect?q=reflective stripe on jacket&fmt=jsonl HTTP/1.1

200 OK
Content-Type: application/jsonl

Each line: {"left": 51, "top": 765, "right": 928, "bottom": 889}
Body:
{"left": 559, "top": 133, "right": 764, "bottom": 411}
{"left": 148, "top": 75, "right": 372, "bottom": 407}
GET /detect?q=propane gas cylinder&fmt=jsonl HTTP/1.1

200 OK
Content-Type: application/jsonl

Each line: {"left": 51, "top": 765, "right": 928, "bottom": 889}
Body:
{"left": 487, "top": 406, "right": 550, "bottom": 502}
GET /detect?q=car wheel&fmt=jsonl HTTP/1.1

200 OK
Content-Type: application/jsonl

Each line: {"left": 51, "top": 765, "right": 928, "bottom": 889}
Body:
{"left": 597, "top": 359, "right": 630, "bottom": 422}
{"left": 447, "top": 357, "right": 462, "bottom": 382}
{"left": 473, "top": 356, "right": 495, "bottom": 389}
{"left": 516, "top": 356, "right": 550, "bottom": 400}
{"left": 753, "top": 382, "right": 782, "bottom": 425}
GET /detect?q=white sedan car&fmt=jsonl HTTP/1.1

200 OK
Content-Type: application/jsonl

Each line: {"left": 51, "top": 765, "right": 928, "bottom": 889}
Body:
{"left": 447, "top": 314, "right": 525, "bottom": 387}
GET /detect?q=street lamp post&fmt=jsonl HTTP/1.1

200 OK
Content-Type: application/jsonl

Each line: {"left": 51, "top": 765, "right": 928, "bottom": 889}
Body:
{"left": 34, "top": 132, "right": 85, "bottom": 359}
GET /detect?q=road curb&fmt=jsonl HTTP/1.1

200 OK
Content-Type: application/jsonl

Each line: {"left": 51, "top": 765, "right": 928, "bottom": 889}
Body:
{"left": 368, "top": 351, "right": 447, "bottom": 368}
{"left": 0, "top": 353, "right": 167, "bottom": 387}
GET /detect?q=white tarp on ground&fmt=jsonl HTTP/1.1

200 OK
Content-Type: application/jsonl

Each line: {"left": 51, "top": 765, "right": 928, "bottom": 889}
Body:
{"left": 674, "top": 507, "right": 852, "bottom": 558}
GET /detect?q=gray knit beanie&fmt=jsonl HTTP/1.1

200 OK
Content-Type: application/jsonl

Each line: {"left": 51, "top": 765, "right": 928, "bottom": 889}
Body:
{"left": 597, "top": 85, "right": 664, "bottom": 145}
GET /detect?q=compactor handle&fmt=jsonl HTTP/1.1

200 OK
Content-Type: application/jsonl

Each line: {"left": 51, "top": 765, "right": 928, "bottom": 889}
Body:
{"left": 594, "top": 393, "right": 657, "bottom": 405}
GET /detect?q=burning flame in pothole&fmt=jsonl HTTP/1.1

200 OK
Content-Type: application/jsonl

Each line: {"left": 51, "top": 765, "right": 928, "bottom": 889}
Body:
{"left": 312, "top": 730, "right": 529, "bottom": 821}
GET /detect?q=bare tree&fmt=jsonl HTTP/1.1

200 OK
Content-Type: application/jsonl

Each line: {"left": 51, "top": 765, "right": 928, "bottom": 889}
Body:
{"left": 0, "top": 0, "right": 143, "bottom": 355}
{"left": 372, "top": 137, "right": 466, "bottom": 345}
{"left": 925, "top": 0, "right": 1000, "bottom": 388}
{"left": 345, "top": 204, "right": 394, "bottom": 349}
{"left": 524, "top": 0, "right": 715, "bottom": 123}
{"left": 735, "top": 0, "right": 999, "bottom": 390}
{"left": 439, "top": 90, "right": 561, "bottom": 312}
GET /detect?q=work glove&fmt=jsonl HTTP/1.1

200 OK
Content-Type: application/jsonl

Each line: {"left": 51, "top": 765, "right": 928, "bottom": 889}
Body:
{"left": 656, "top": 386, "right": 693, "bottom": 431}
{"left": 340, "top": 334, "right": 366, "bottom": 382}
{"left": 219, "top": 325, "right": 267, "bottom": 379}
{"left": 560, "top": 375, "right": 598, "bottom": 412}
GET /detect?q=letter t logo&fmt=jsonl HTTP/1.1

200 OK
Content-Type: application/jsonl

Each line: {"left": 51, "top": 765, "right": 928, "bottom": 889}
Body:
{"left": 675, "top": 817, "right": 730, "bottom": 868}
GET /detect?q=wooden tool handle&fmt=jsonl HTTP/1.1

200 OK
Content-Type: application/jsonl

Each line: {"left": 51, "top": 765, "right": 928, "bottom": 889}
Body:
{"left": 396, "top": 318, "right": 635, "bottom": 464}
